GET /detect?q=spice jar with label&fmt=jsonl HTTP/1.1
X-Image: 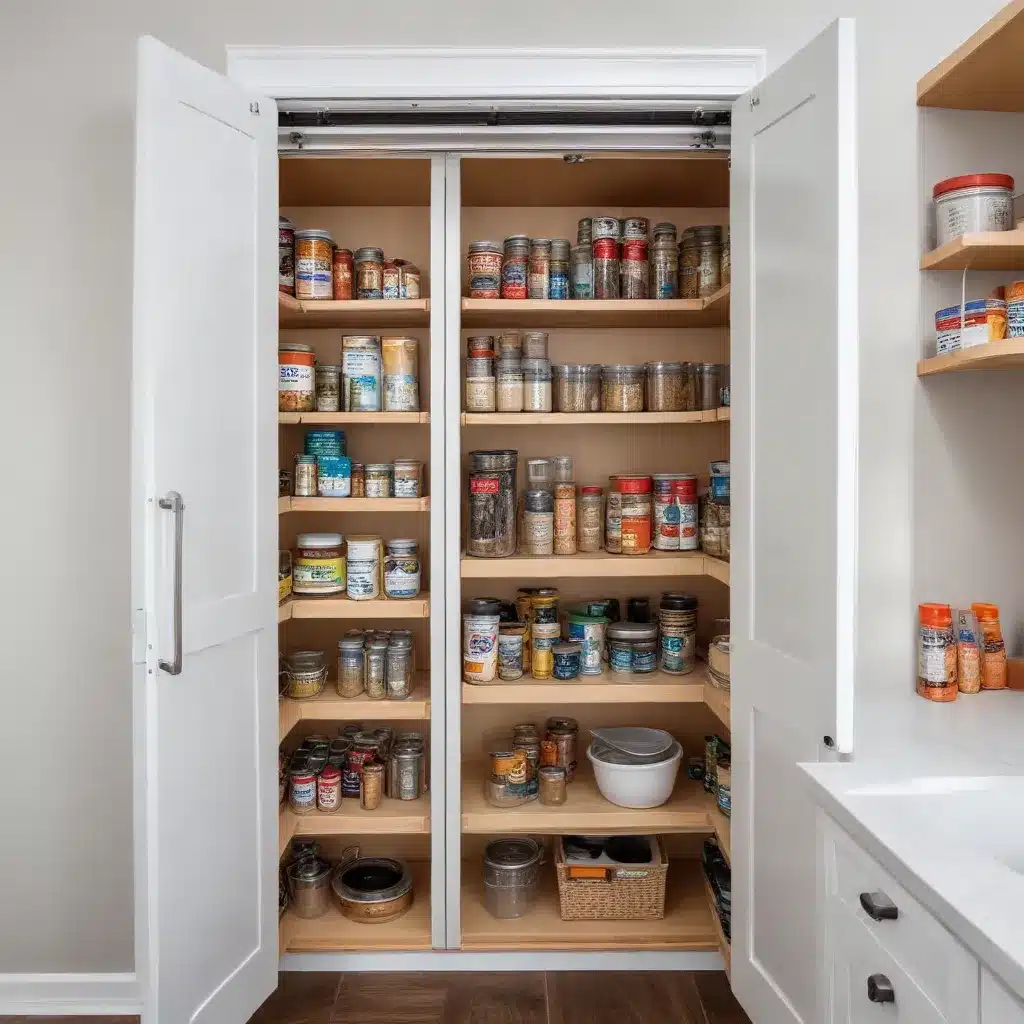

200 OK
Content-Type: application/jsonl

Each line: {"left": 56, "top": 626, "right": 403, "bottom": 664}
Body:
{"left": 522, "top": 489, "right": 554, "bottom": 556}
{"left": 531, "top": 621, "right": 560, "bottom": 680}
{"left": 611, "top": 475, "right": 653, "bottom": 555}
{"left": 386, "top": 634, "right": 414, "bottom": 699}
{"left": 317, "top": 764, "right": 342, "bottom": 813}
{"left": 382, "top": 336, "right": 419, "bottom": 412}
{"left": 496, "top": 362, "right": 524, "bottom": 412}
{"left": 288, "top": 764, "right": 317, "bottom": 815}
{"left": 917, "top": 603, "right": 957, "bottom": 702}
{"left": 365, "top": 638, "right": 388, "bottom": 699}
{"left": 332, "top": 247, "right": 353, "bottom": 300}
{"left": 314, "top": 364, "right": 342, "bottom": 412}
{"left": 466, "top": 375, "right": 497, "bottom": 413}
{"left": 364, "top": 464, "right": 394, "bottom": 499}
{"left": 279, "top": 343, "right": 316, "bottom": 412}
{"left": 360, "top": 762, "right": 385, "bottom": 810}
{"left": 354, "top": 247, "right": 385, "bottom": 299}
{"left": 528, "top": 238, "right": 552, "bottom": 298}
{"left": 621, "top": 237, "right": 649, "bottom": 299}
{"left": 346, "top": 536, "right": 381, "bottom": 600}
{"left": 498, "top": 622, "right": 527, "bottom": 680}
{"left": 338, "top": 635, "right": 366, "bottom": 698}
{"left": 342, "top": 336, "right": 383, "bottom": 413}
{"left": 294, "top": 533, "right": 345, "bottom": 595}
{"left": 392, "top": 459, "right": 422, "bottom": 498}
{"left": 469, "top": 240, "right": 504, "bottom": 298}
{"left": 350, "top": 463, "right": 365, "bottom": 497}
{"left": 694, "top": 225, "right": 723, "bottom": 297}
{"left": 293, "top": 454, "right": 318, "bottom": 497}
{"left": 279, "top": 216, "right": 295, "bottom": 294}
{"left": 467, "top": 450, "right": 518, "bottom": 558}
{"left": 571, "top": 244, "right": 593, "bottom": 298}
{"left": 549, "top": 238, "right": 571, "bottom": 299}
{"left": 294, "top": 229, "right": 334, "bottom": 300}
{"left": 552, "top": 455, "right": 576, "bottom": 556}
{"left": 501, "top": 236, "right": 530, "bottom": 298}
{"left": 577, "top": 485, "right": 603, "bottom": 552}
{"left": 651, "top": 235, "right": 679, "bottom": 298}
{"left": 384, "top": 539, "right": 421, "bottom": 599}
{"left": 607, "top": 621, "right": 659, "bottom": 674}
{"left": 659, "top": 592, "right": 698, "bottom": 675}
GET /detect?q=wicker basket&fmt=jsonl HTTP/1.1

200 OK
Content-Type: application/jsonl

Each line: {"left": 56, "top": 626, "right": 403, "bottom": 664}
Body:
{"left": 555, "top": 836, "right": 668, "bottom": 921}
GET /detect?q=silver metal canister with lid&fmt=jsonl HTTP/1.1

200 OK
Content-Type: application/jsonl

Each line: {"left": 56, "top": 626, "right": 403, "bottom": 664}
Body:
{"left": 482, "top": 837, "right": 543, "bottom": 920}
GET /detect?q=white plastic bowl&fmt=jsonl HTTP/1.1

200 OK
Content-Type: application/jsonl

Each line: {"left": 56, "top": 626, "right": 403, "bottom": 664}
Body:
{"left": 587, "top": 741, "right": 683, "bottom": 809}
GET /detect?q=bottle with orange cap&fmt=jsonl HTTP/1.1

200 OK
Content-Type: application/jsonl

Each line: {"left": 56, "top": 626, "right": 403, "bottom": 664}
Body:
{"left": 971, "top": 602, "right": 1007, "bottom": 690}
{"left": 917, "top": 603, "right": 957, "bottom": 702}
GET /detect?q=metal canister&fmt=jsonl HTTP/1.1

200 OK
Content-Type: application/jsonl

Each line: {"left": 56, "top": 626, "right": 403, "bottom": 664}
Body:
{"left": 394, "top": 748, "right": 423, "bottom": 801}
{"left": 343, "top": 739, "right": 377, "bottom": 798}
{"left": 501, "top": 235, "right": 530, "bottom": 299}
{"left": 528, "top": 238, "right": 552, "bottom": 299}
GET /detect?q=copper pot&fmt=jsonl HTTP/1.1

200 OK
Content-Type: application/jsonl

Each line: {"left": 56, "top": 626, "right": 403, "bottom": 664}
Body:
{"left": 331, "top": 855, "right": 414, "bottom": 924}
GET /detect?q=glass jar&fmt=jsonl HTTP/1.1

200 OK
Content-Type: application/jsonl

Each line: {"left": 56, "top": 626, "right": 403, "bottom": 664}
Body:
{"left": 466, "top": 376, "right": 496, "bottom": 413}
{"left": 381, "top": 336, "right": 419, "bottom": 412}
{"left": 337, "top": 635, "right": 366, "bottom": 698}
{"left": 528, "top": 238, "right": 552, "bottom": 299}
{"left": 645, "top": 361, "right": 687, "bottom": 412}
{"left": 392, "top": 459, "right": 422, "bottom": 498}
{"left": 612, "top": 475, "right": 653, "bottom": 555}
{"left": 314, "top": 363, "right": 342, "bottom": 412}
{"left": 501, "top": 236, "right": 530, "bottom": 299}
{"left": 496, "top": 365, "right": 524, "bottom": 412}
{"left": 293, "top": 533, "right": 345, "bottom": 595}
{"left": 468, "top": 240, "right": 503, "bottom": 299}
{"left": 538, "top": 765, "right": 567, "bottom": 806}
{"left": 554, "top": 481, "right": 576, "bottom": 556}
{"left": 354, "top": 246, "right": 384, "bottom": 299}
{"left": 523, "top": 362, "right": 552, "bottom": 413}
{"left": 697, "top": 363, "right": 721, "bottom": 410}
{"left": 570, "top": 244, "right": 593, "bottom": 298}
{"left": 294, "top": 229, "right": 334, "bottom": 300}
{"left": 694, "top": 225, "right": 723, "bottom": 297}
{"left": 293, "top": 454, "right": 318, "bottom": 497}
{"left": 593, "top": 236, "right": 619, "bottom": 299}
{"left": 386, "top": 636, "right": 414, "bottom": 699}
{"left": 577, "top": 486, "right": 603, "bottom": 552}
{"left": 651, "top": 238, "right": 679, "bottom": 299}
{"left": 549, "top": 238, "right": 571, "bottom": 299}
{"left": 607, "top": 621, "right": 660, "bottom": 674}
{"left": 467, "top": 450, "right": 518, "bottom": 558}
{"left": 552, "top": 364, "right": 602, "bottom": 413}
{"left": 364, "top": 463, "right": 394, "bottom": 499}
{"left": 285, "top": 649, "right": 327, "bottom": 700}
{"left": 521, "top": 332, "right": 549, "bottom": 359}
{"left": 521, "top": 489, "right": 554, "bottom": 556}
{"left": 384, "top": 539, "right": 421, "bottom": 599}
{"left": 365, "top": 638, "right": 388, "bottom": 699}
{"left": 601, "top": 364, "right": 644, "bottom": 412}
{"left": 350, "top": 463, "right": 365, "bottom": 498}
{"left": 332, "top": 247, "right": 353, "bottom": 300}
{"left": 620, "top": 238, "right": 649, "bottom": 299}
{"left": 279, "top": 342, "right": 315, "bottom": 412}
{"left": 346, "top": 536, "right": 381, "bottom": 601}
{"left": 679, "top": 228, "right": 700, "bottom": 300}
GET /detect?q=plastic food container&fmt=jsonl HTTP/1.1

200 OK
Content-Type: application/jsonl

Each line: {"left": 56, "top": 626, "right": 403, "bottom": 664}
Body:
{"left": 934, "top": 298, "right": 1007, "bottom": 355}
{"left": 587, "top": 737, "right": 683, "bottom": 809}
{"left": 933, "top": 173, "right": 1015, "bottom": 248}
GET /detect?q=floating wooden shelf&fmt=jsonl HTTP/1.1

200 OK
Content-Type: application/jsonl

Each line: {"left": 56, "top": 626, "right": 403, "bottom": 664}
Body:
{"left": 461, "top": 288, "right": 730, "bottom": 329}
{"left": 920, "top": 230, "right": 1024, "bottom": 271}
{"left": 461, "top": 411, "right": 717, "bottom": 426}
{"left": 278, "top": 595, "right": 431, "bottom": 621}
{"left": 279, "top": 678, "right": 430, "bottom": 740}
{"left": 282, "top": 862, "right": 431, "bottom": 952}
{"left": 460, "top": 550, "right": 708, "bottom": 580}
{"left": 702, "top": 872, "right": 731, "bottom": 978}
{"left": 461, "top": 666, "right": 708, "bottom": 705}
{"left": 705, "top": 556, "right": 731, "bottom": 585}
{"left": 917, "top": 339, "right": 1024, "bottom": 376}
{"left": 460, "top": 858, "right": 717, "bottom": 951}
{"left": 461, "top": 769, "right": 713, "bottom": 835}
{"left": 917, "top": 0, "right": 1024, "bottom": 112}
{"left": 284, "top": 497, "right": 430, "bottom": 513}
{"left": 279, "top": 293, "right": 430, "bottom": 329}
{"left": 710, "top": 805, "right": 732, "bottom": 866}
{"left": 279, "top": 411, "right": 430, "bottom": 425}
{"left": 704, "top": 682, "right": 730, "bottom": 732}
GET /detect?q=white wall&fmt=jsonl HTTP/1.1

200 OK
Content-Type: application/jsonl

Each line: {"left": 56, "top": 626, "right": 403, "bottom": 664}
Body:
{"left": 0, "top": 0, "right": 1004, "bottom": 977}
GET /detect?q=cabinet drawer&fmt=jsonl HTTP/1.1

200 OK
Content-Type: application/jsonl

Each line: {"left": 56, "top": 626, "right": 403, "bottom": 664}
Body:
{"left": 829, "top": 901, "right": 945, "bottom": 1024}
{"left": 825, "top": 820, "right": 978, "bottom": 1022}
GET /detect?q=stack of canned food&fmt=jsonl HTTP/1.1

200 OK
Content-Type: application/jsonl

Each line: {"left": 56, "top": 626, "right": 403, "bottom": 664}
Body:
{"left": 287, "top": 533, "right": 421, "bottom": 602}
{"left": 462, "top": 331, "right": 727, "bottom": 414}
{"left": 483, "top": 718, "right": 578, "bottom": 808}
{"left": 279, "top": 335, "right": 420, "bottom": 414}
{"left": 281, "top": 430, "right": 424, "bottom": 501}
{"left": 466, "top": 218, "right": 729, "bottom": 301}
{"left": 280, "top": 725, "right": 427, "bottom": 815}
{"left": 462, "top": 589, "right": 700, "bottom": 687}
{"left": 280, "top": 217, "right": 421, "bottom": 301}
{"left": 466, "top": 449, "right": 728, "bottom": 561}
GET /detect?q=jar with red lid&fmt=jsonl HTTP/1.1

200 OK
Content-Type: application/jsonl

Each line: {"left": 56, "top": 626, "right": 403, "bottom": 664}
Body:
{"left": 611, "top": 475, "right": 653, "bottom": 555}
{"left": 933, "top": 173, "right": 1015, "bottom": 248}
{"left": 621, "top": 239, "right": 649, "bottom": 299}
{"left": 593, "top": 236, "right": 620, "bottom": 299}
{"left": 332, "top": 248, "right": 354, "bottom": 300}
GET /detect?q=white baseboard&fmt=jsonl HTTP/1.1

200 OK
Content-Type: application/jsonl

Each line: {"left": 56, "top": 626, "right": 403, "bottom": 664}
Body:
{"left": 0, "top": 973, "right": 141, "bottom": 1016}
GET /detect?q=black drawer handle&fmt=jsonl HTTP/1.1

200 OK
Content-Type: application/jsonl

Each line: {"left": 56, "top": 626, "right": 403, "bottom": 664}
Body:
{"left": 860, "top": 891, "right": 899, "bottom": 921}
{"left": 867, "top": 974, "right": 895, "bottom": 1004}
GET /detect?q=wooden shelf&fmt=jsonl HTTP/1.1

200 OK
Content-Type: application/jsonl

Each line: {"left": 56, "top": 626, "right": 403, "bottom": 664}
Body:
{"left": 704, "top": 682, "right": 730, "bottom": 732}
{"left": 710, "top": 805, "right": 732, "bottom": 866}
{"left": 461, "top": 411, "right": 717, "bottom": 426}
{"left": 460, "top": 550, "right": 708, "bottom": 580}
{"left": 279, "top": 678, "right": 430, "bottom": 740}
{"left": 461, "top": 666, "right": 708, "bottom": 705}
{"left": 279, "top": 411, "right": 430, "bottom": 425}
{"left": 462, "top": 768, "right": 713, "bottom": 835}
{"left": 461, "top": 291, "right": 729, "bottom": 329}
{"left": 460, "top": 858, "right": 717, "bottom": 951}
{"left": 705, "top": 556, "right": 730, "bottom": 585}
{"left": 917, "top": 339, "right": 1024, "bottom": 376}
{"left": 717, "top": 406, "right": 731, "bottom": 421}
{"left": 920, "top": 230, "right": 1024, "bottom": 271}
{"left": 702, "top": 872, "right": 731, "bottom": 978}
{"left": 283, "top": 861, "right": 431, "bottom": 952}
{"left": 285, "top": 497, "right": 430, "bottom": 513}
{"left": 279, "top": 293, "right": 430, "bottom": 329}
{"left": 278, "top": 496, "right": 291, "bottom": 514}
{"left": 917, "top": 0, "right": 1024, "bottom": 112}
{"left": 282, "top": 796, "right": 430, "bottom": 840}
{"left": 279, "top": 595, "right": 431, "bottom": 621}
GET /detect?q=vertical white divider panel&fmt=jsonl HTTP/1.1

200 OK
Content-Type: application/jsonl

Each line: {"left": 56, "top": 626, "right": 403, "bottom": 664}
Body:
{"left": 443, "top": 154, "right": 463, "bottom": 948}
{"left": 428, "top": 154, "right": 448, "bottom": 949}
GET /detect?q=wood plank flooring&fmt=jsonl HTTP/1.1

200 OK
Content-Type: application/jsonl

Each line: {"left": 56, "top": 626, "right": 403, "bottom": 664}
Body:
{"left": 0, "top": 971, "right": 748, "bottom": 1024}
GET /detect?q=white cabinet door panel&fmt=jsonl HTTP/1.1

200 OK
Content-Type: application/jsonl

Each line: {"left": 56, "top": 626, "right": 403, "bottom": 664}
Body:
{"left": 982, "top": 969, "right": 1024, "bottom": 1024}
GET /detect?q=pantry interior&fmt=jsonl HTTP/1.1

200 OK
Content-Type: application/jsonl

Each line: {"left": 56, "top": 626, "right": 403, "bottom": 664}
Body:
{"left": 275, "top": 150, "right": 735, "bottom": 961}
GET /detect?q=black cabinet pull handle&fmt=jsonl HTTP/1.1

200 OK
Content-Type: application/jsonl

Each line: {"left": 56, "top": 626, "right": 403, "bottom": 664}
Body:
{"left": 867, "top": 974, "right": 895, "bottom": 1004}
{"left": 860, "top": 891, "right": 898, "bottom": 921}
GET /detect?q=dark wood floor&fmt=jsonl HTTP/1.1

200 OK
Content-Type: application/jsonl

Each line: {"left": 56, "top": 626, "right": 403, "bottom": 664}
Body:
{"left": 0, "top": 971, "right": 749, "bottom": 1024}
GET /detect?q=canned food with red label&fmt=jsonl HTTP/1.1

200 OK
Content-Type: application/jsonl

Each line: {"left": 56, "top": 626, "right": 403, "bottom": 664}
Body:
{"left": 317, "top": 764, "right": 342, "bottom": 812}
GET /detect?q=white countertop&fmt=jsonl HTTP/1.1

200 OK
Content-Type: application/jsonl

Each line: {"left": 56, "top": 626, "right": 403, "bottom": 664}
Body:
{"left": 802, "top": 751, "right": 1024, "bottom": 1002}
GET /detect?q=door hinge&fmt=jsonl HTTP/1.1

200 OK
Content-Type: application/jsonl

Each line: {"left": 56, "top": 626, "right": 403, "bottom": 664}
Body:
{"left": 692, "top": 130, "right": 718, "bottom": 150}
{"left": 749, "top": 92, "right": 761, "bottom": 110}
{"left": 250, "top": 101, "right": 261, "bottom": 116}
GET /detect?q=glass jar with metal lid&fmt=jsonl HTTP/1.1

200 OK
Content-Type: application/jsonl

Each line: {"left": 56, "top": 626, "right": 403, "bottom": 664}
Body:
{"left": 651, "top": 237, "right": 679, "bottom": 299}
{"left": 468, "top": 240, "right": 503, "bottom": 299}
{"left": 337, "top": 635, "right": 366, "bottom": 698}
{"left": 386, "top": 633, "right": 414, "bottom": 699}
{"left": 693, "top": 225, "right": 723, "bottom": 297}
{"left": 606, "top": 621, "right": 660, "bottom": 674}
{"left": 521, "top": 331, "right": 549, "bottom": 359}
{"left": 365, "top": 637, "right": 388, "bottom": 699}
{"left": 285, "top": 650, "right": 328, "bottom": 700}
{"left": 392, "top": 458, "right": 422, "bottom": 498}
{"left": 528, "top": 238, "right": 552, "bottom": 299}
{"left": 364, "top": 463, "right": 393, "bottom": 499}
{"left": 501, "top": 236, "right": 530, "bottom": 299}
{"left": 601, "top": 365, "right": 645, "bottom": 413}
{"left": 354, "top": 247, "right": 385, "bottom": 299}
{"left": 294, "top": 229, "right": 334, "bottom": 301}
{"left": 549, "top": 238, "right": 571, "bottom": 299}
{"left": 496, "top": 361, "right": 524, "bottom": 413}
{"left": 384, "top": 539, "right": 421, "bottom": 600}
{"left": 523, "top": 360, "right": 552, "bottom": 413}
{"left": 552, "top": 364, "right": 602, "bottom": 413}
{"left": 645, "top": 361, "right": 687, "bottom": 412}
{"left": 293, "top": 533, "right": 345, "bottom": 595}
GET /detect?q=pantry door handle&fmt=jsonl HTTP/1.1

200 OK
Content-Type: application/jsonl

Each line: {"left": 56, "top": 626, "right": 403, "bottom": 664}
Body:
{"left": 158, "top": 491, "right": 184, "bottom": 676}
{"left": 860, "top": 891, "right": 899, "bottom": 921}
{"left": 867, "top": 974, "right": 895, "bottom": 1004}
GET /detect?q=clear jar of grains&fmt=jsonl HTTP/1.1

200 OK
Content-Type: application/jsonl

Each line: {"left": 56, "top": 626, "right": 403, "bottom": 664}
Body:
{"left": 496, "top": 362, "right": 524, "bottom": 412}
{"left": 364, "top": 464, "right": 393, "bottom": 498}
{"left": 523, "top": 360, "right": 552, "bottom": 413}
{"left": 392, "top": 458, "right": 422, "bottom": 498}
{"left": 601, "top": 364, "right": 644, "bottom": 412}
{"left": 577, "top": 485, "right": 603, "bottom": 552}
{"left": 552, "top": 364, "right": 601, "bottom": 413}
{"left": 365, "top": 637, "right": 388, "bottom": 698}
{"left": 645, "top": 361, "right": 687, "bottom": 412}
{"left": 337, "top": 635, "right": 366, "bottom": 698}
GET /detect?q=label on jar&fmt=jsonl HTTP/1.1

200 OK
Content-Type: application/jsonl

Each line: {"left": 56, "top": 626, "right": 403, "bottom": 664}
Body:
{"left": 317, "top": 775, "right": 341, "bottom": 811}
{"left": 661, "top": 632, "right": 696, "bottom": 673}
{"left": 393, "top": 474, "right": 420, "bottom": 498}
{"left": 523, "top": 511, "right": 554, "bottom": 556}
{"left": 918, "top": 626, "right": 951, "bottom": 685}
{"left": 293, "top": 556, "right": 345, "bottom": 593}
{"left": 609, "top": 642, "right": 633, "bottom": 672}
{"left": 296, "top": 258, "right": 332, "bottom": 299}
{"left": 466, "top": 377, "right": 496, "bottom": 412}
{"left": 605, "top": 491, "right": 622, "bottom": 553}
{"left": 279, "top": 231, "right": 294, "bottom": 293}
{"left": 346, "top": 557, "right": 379, "bottom": 599}
{"left": 549, "top": 268, "right": 569, "bottom": 300}
{"left": 384, "top": 374, "right": 418, "bottom": 412}
{"left": 501, "top": 259, "right": 527, "bottom": 299}
{"left": 553, "top": 496, "right": 576, "bottom": 555}
{"left": 349, "top": 376, "right": 381, "bottom": 412}
{"left": 385, "top": 556, "right": 421, "bottom": 598}
{"left": 289, "top": 775, "right": 315, "bottom": 810}
{"left": 382, "top": 265, "right": 400, "bottom": 299}
{"left": 470, "top": 475, "right": 500, "bottom": 494}
{"left": 633, "top": 645, "right": 657, "bottom": 673}
{"left": 318, "top": 474, "right": 351, "bottom": 498}
{"left": 567, "top": 620, "right": 604, "bottom": 675}
{"left": 280, "top": 363, "right": 313, "bottom": 394}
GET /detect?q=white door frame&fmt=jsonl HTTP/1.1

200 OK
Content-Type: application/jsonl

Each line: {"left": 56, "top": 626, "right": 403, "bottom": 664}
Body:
{"left": 224, "top": 43, "right": 764, "bottom": 976}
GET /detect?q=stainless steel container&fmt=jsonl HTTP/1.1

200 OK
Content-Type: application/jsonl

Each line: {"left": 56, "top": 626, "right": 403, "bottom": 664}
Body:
{"left": 285, "top": 855, "right": 333, "bottom": 919}
{"left": 482, "top": 837, "right": 543, "bottom": 920}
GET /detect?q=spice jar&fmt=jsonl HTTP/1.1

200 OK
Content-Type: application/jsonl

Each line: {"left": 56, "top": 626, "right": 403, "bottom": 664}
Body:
{"left": 694, "top": 225, "right": 723, "bottom": 297}
{"left": 645, "top": 361, "right": 687, "bottom": 412}
{"left": 279, "top": 216, "right": 295, "bottom": 294}
{"left": 467, "top": 450, "right": 518, "bottom": 558}
{"left": 315, "top": 364, "right": 342, "bottom": 412}
{"left": 567, "top": 610, "right": 608, "bottom": 675}
{"left": 294, "top": 533, "right": 345, "bottom": 595}
{"left": 382, "top": 260, "right": 400, "bottom": 299}
{"left": 498, "top": 622, "right": 527, "bottom": 681}
{"left": 593, "top": 234, "right": 620, "bottom": 299}
{"left": 498, "top": 331, "right": 522, "bottom": 359}
{"left": 288, "top": 765, "right": 317, "bottom": 815}
{"left": 381, "top": 336, "right": 419, "bottom": 412}
{"left": 528, "top": 238, "right": 552, "bottom": 299}
{"left": 350, "top": 463, "right": 365, "bottom": 498}
{"left": 496, "top": 362, "right": 524, "bottom": 412}
{"left": 538, "top": 765, "right": 567, "bottom": 806}
{"left": 607, "top": 621, "right": 659, "bottom": 674}
{"left": 651, "top": 236, "right": 679, "bottom": 299}
{"left": 917, "top": 603, "right": 956, "bottom": 702}
{"left": 279, "top": 343, "right": 316, "bottom": 412}
{"left": 386, "top": 634, "right": 414, "bottom": 699}
{"left": 392, "top": 459, "right": 422, "bottom": 498}
{"left": 364, "top": 464, "right": 393, "bottom": 499}
{"left": 611, "top": 475, "right": 653, "bottom": 555}
{"left": 338, "top": 635, "right": 366, "bottom": 698}
{"left": 294, "top": 229, "right": 334, "bottom": 300}
{"left": 523, "top": 360, "right": 552, "bottom": 413}
{"left": 571, "top": 244, "right": 593, "bottom": 298}
{"left": 553, "top": 364, "right": 601, "bottom": 413}
{"left": 365, "top": 638, "right": 388, "bottom": 699}
{"left": 317, "top": 764, "right": 342, "bottom": 813}
{"left": 653, "top": 473, "right": 699, "bottom": 551}
{"left": 293, "top": 454, "right": 318, "bottom": 497}
{"left": 346, "top": 536, "right": 381, "bottom": 600}
{"left": 469, "top": 240, "right": 504, "bottom": 298}
{"left": 521, "top": 331, "right": 549, "bottom": 359}
{"left": 463, "top": 600, "right": 502, "bottom": 683}
{"left": 354, "top": 247, "right": 385, "bottom": 299}
{"left": 522, "top": 488, "right": 554, "bottom": 556}
{"left": 601, "top": 365, "right": 645, "bottom": 413}
{"left": 621, "top": 237, "right": 649, "bottom": 299}
{"left": 972, "top": 602, "right": 1007, "bottom": 690}
{"left": 501, "top": 236, "right": 530, "bottom": 299}
{"left": 659, "top": 592, "right": 698, "bottom": 675}
{"left": 552, "top": 642, "right": 582, "bottom": 680}
{"left": 360, "top": 762, "right": 385, "bottom": 810}
{"left": 384, "top": 539, "right": 421, "bottom": 599}
{"left": 331, "top": 247, "right": 353, "bottom": 300}
{"left": 577, "top": 486, "right": 603, "bottom": 552}
{"left": 549, "top": 238, "right": 571, "bottom": 299}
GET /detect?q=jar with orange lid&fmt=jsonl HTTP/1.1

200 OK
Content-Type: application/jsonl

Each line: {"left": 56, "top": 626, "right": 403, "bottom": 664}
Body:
{"left": 917, "top": 603, "right": 957, "bottom": 702}
{"left": 611, "top": 475, "right": 653, "bottom": 555}
{"left": 971, "top": 602, "right": 1007, "bottom": 690}
{"left": 279, "top": 343, "right": 315, "bottom": 412}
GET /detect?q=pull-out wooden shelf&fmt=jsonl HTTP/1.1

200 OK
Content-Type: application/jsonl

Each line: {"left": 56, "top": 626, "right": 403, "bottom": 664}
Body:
{"left": 280, "top": 797, "right": 430, "bottom": 849}
{"left": 917, "top": 339, "right": 1024, "bottom": 376}
{"left": 704, "top": 683, "right": 731, "bottom": 732}
{"left": 920, "top": 229, "right": 1024, "bottom": 271}
{"left": 282, "top": 497, "right": 430, "bottom": 513}
{"left": 461, "top": 550, "right": 711, "bottom": 579}
{"left": 279, "top": 411, "right": 430, "bottom": 425}
{"left": 462, "top": 667, "right": 707, "bottom": 705}
{"left": 461, "top": 411, "right": 719, "bottom": 426}
{"left": 702, "top": 872, "right": 732, "bottom": 978}
{"left": 279, "top": 595, "right": 431, "bottom": 621}
{"left": 461, "top": 859, "right": 717, "bottom": 951}
{"left": 279, "top": 293, "right": 430, "bottom": 329}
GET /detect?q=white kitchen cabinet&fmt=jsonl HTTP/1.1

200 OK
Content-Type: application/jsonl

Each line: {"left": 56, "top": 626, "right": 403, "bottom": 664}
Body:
{"left": 983, "top": 968, "right": 1024, "bottom": 1024}
{"left": 132, "top": 21, "right": 864, "bottom": 1024}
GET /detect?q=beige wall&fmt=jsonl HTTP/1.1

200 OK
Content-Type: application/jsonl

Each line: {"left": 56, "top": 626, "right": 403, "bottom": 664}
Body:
{"left": 0, "top": 0, "right": 1003, "bottom": 975}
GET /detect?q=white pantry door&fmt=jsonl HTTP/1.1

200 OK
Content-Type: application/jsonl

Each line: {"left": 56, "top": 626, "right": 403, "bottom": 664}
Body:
{"left": 730, "top": 18, "right": 858, "bottom": 1024}
{"left": 133, "top": 36, "right": 278, "bottom": 1024}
